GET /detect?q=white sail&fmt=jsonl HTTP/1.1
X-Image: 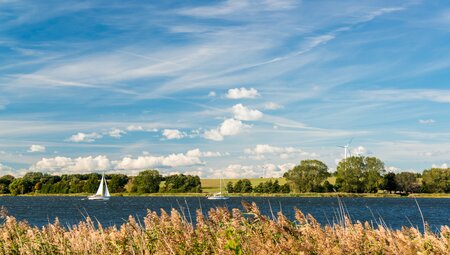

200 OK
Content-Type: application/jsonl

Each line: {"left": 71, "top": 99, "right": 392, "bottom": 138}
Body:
{"left": 95, "top": 174, "right": 105, "bottom": 196}
{"left": 103, "top": 175, "right": 110, "bottom": 197}
{"left": 89, "top": 173, "right": 110, "bottom": 200}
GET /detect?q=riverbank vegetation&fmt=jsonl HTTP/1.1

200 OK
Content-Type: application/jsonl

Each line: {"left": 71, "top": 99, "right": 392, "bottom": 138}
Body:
{"left": 0, "top": 203, "right": 448, "bottom": 254}
{"left": 1, "top": 156, "right": 449, "bottom": 196}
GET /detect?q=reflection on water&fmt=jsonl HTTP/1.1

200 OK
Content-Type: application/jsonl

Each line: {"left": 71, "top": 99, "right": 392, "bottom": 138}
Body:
{"left": 0, "top": 196, "right": 448, "bottom": 231}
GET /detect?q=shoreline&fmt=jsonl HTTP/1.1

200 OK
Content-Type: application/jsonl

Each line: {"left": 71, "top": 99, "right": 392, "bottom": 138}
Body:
{"left": 2, "top": 192, "right": 449, "bottom": 198}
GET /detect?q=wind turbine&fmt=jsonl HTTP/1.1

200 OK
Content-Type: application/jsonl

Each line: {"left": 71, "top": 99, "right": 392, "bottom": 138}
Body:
{"left": 338, "top": 138, "right": 353, "bottom": 162}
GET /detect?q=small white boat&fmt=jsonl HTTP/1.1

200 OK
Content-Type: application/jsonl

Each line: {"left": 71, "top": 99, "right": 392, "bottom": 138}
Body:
{"left": 207, "top": 192, "right": 229, "bottom": 200}
{"left": 207, "top": 177, "right": 229, "bottom": 200}
{"left": 88, "top": 173, "right": 110, "bottom": 201}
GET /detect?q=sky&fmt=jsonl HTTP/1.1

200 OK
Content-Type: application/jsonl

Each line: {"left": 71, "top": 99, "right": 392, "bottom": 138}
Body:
{"left": 1, "top": 0, "right": 450, "bottom": 178}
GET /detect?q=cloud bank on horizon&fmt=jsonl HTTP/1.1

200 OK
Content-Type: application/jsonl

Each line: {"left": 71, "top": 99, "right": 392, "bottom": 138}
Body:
{"left": 1, "top": 0, "right": 450, "bottom": 177}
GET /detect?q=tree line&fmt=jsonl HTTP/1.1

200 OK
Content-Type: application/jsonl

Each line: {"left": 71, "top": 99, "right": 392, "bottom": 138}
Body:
{"left": 0, "top": 155, "right": 448, "bottom": 195}
{"left": 284, "top": 157, "right": 450, "bottom": 194}
{"left": 226, "top": 179, "right": 291, "bottom": 194}
{"left": 0, "top": 170, "right": 201, "bottom": 195}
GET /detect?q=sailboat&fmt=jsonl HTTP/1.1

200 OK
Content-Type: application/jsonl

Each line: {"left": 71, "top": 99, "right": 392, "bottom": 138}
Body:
{"left": 207, "top": 176, "right": 229, "bottom": 200}
{"left": 88, "top": 173, "right": 110, "bottom": 201}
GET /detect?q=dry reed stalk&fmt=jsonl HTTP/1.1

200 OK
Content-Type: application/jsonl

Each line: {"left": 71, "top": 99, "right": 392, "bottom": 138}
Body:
{"left": 0, "top": 205, "right": 448, "bottom": 254}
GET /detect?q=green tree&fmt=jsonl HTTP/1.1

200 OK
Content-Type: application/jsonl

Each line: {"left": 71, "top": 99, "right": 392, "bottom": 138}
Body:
{"left": 421, "top": 168, "right": 450, "bottom": 193}
{"left": 336, "top": 156, "right": 385, "bottom": 193}
{"left": 280, "top": 183, "right": 291, "bottom": 193}
{"left": 108, "top": 174, "right": 129, "bottom": 193}
{"left": 363, "top": 157, "right": 385, "bottom": 193}
{"left": 9, "top": 179, "right": 32, "bottom": 195}
{"left": 382, "top": 172, "right": 397, "bottom": 193}
{"left": 226, "top": 181, "right": 234, "bottom": 193}
{"left": 22, "top": 172, "right": 44, "bottom": 192}
{"left": 0, "top": 175, "right": 15, "bottom": 194}
{"left": 233, "top": 179, "right": 252, "bottom": 193}
{"left": 162, "top": 174, "right": 201, "bottom": 193}
{"left": 395, "top": 172, "right": 419, "bottom": 193}
{"left": 83, "top": 174, "right": 100, "bottom": 193}
{"left": 132, "top": 170, "right": 162, "bottom": 193}
{"left": 285, "top": 160, "right": 329, "bottom": 192}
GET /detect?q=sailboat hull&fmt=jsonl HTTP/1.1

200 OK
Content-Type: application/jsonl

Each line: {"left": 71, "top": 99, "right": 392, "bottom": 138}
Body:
{"left": 207, "top": 196, "right": 229, "bottom": 200}
{"left": 87, "top": 195, "right": 110, "bottom": 201}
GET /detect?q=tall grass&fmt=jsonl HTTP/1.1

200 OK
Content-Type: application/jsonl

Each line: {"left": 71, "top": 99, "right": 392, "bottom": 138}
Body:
{"left": 0, "top": 204, "right": 448, "bottom": 254}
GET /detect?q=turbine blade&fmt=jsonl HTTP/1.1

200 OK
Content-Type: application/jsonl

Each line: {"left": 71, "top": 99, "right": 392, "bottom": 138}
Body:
{"left": 348, "top": 137, "right": 354, "bottom": 145}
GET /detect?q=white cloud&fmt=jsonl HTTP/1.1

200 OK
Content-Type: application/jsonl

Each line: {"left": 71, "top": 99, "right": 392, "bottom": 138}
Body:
{"left": 0, "top": 163, "right": 13, "bottom": 172}
{"left": 114, "top": 153, "right": 203, "bottom": 170}
{"left": 431, "top": 163, "right": 448, "bottom": 169}
{"left": 226, "top": 87, "right": 260, "bottom": 99}
{"left": 107, "top": 128, "right": 126, "bottom": 138}
{"left": 203, "top": 129, "right": 224, "bottom": 141}
{"left": 363, "top": 89, "right": 450, "bottom": 103}
{"left": 232, "top": 104, "right": 263, "bottom": 121}
{"left": 261, "top": 163, "right": 293, "bottom": 178}
{"left": 208, "top": 91, "right": 216, "bottom": 97}
{"left": 213, "top": 162, "right": 293, "bottom": 178}
{"left": 351, "top": 146, "right": 367, "bottom": 156}
{"left": 28, "top": 144, "right": 46, "bottom": 153}
{"left": 32, "top": 155, "right": 111, "bottom": 173}
{"left": 126, "top": 125, "right": 144, "bottom": 131}
{"left": 31, "top": 150, "right": 205, "bottom": 173}
{"left": 220, "top": 164, "right": 260, "bottom": 178}
{"left": 186, "top": 148, "right": 224, "bottom": 158}
{"left": 203, "top": 118, "right": 250, "bottom": 141}
{"left": 68, "top": 132, "right": 102, "bottom": 143}
{"left": 386, "top": 166, "right": 401, "bottom": 173}
{"left": 244, "top": 144, "right": 317, "bottom": 159}
{"left": 219, "top": 118, "right": 249, "bottom": 136}
{"left": 419, "top": 119, "right": 435, "bottom": 124}
{"left": 264, "top": 102, "right": 282, "bottom": 110}
{"left": 162, "top": 129, "right": 186, "bottom": 140}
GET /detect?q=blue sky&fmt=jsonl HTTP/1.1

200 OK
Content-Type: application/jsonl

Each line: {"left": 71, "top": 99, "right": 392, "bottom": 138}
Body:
{"left": 1, "top": 0, "right": 450, "bottom": 177}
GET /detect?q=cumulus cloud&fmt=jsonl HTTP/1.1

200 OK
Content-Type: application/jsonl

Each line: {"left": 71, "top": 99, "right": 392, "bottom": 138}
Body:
{"left": 126, "top": 125, "right": 144, "bottom": 131}
{"left": 186, "top": 148, "right": 224, "bottom": 158}
{"left": 203, "top": 118, "right": 250, "bottom": 141}
{"left": 232, "top": 104, "right": 263, "bottom": 121}
{"left": 419, "top": 119, "right": 435, "bottom": 124}
{"left": 203, "top": 129, "right": 224, "bottom": 141}
{"left": 162, "top": 129, "right": 186, "bottom": 140}
{"left": 0, "top": 163, "right": 13, "bottom": 172}
{"left": 32, "top": 155, "right": 111, "bottom": 173}
{"left": 432, "top": 163, "right": 448, "bottom": 169}
{"left": 244, "top": 144, "right": 317, "bottom": 159}
{"left": 226, "top": 87, "right": 259, "bottom": 99}
{"left": 114, "top": 153, "right": 203, "bottom": 170}
{"left": 68, "top": 132, "right": 102, "bottom": 142}
{"left": 208, "top": 91, "right": 216, "bottom": 97}
{"left": 28, "top": 144, "right": 46, "bottom": 153}
{"left": 264, "top": 102, "right": 283, "bottom": 110}
{"left": 213, "top": 163, "right": 294, "bottom": 178}
{"left": 262, "top": 163, "right": 295, "bottom": 178}
{"left": 107, "top": 128, "right": 126, "bottom": 138}
{"left": 31, "top": 149, "right": 207, "bottom": 173}
{"left": 386, "top": 166, "right": 401, "bottom": 172}
{"left": 351, "top": 146, "right": 367, "bottom": 156}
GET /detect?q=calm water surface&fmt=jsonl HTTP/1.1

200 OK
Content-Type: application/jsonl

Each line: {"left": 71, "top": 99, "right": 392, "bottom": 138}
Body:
{"left": 0, "top": 197, "right": 448, "bottom": 231}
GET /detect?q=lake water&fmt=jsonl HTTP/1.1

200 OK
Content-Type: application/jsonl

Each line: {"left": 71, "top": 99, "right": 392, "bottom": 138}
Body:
{"left": 0, "top": 196, "right": 448, "bottom": 231}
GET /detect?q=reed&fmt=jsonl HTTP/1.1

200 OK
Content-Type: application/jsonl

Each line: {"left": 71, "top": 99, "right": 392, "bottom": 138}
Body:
{"left": 0, "top": 204, "right": 448, "bottom": 254}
